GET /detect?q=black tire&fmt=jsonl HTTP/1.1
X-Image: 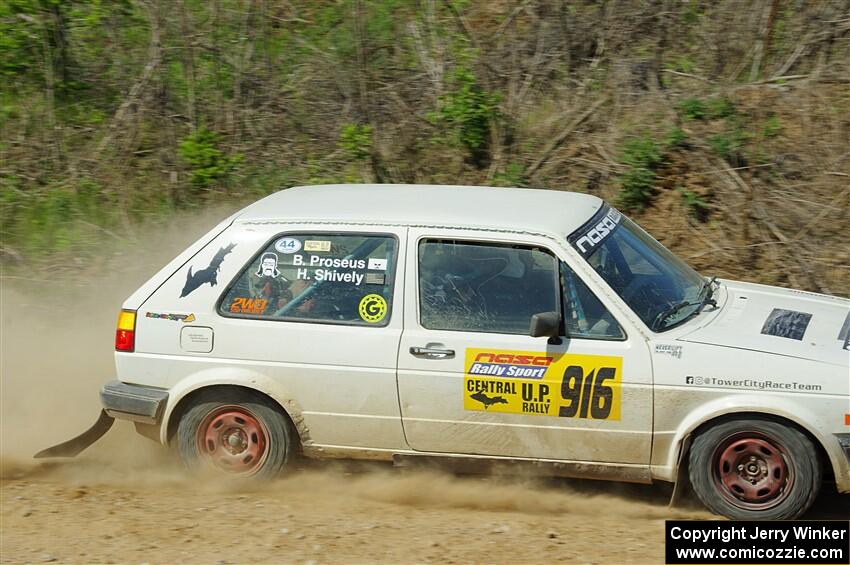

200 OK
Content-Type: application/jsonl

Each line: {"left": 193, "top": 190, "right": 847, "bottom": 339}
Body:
{"left": 177, "top": 388, "right": 295, "bottom": 480}
{"left": 688, "top": 418, "right": 821, "bottom": 520}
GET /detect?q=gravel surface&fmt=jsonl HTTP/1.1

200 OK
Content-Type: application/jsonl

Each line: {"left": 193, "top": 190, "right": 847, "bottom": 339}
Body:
{"left": 2, "top": 452, "right": 709, "bottom": 565}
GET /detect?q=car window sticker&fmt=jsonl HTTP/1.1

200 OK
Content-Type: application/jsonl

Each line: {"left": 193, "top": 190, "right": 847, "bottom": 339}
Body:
{"left": 567, "top": 205, "right": 623, "bottom": 258}
{"left": 274, "top": 237, "right": 302, "bottom": 254}
{"left": 255, "top": 252, "right": 282, "bottom": 278}
{"left": 181, "top": 243, "right": 236, "bottom": 298}
{"left": 304, "top": 240, "right": 332, "bottom": 252}
{"left": 358, "top": 294, "right": 388, "bottom": 323}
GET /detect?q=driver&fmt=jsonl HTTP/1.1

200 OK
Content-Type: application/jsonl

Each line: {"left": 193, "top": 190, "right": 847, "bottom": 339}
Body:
{"left": 419, "top": 244, "right": 489, "bottom": 326}
{"left": 249, "top": 270, "right": 293, "bottom": 314}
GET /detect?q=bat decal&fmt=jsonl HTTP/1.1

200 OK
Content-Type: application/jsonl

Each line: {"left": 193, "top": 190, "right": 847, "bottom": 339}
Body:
{"left": 469, "top": 391, "right": 508, "bottom": 410}
{"left": 180, "top": 243, "right": 236, "bottom": 298}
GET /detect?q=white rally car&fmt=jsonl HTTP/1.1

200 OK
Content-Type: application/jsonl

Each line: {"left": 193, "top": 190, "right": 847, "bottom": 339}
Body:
{"left": 40, "top": 184, "right": 850, "bottom": 520}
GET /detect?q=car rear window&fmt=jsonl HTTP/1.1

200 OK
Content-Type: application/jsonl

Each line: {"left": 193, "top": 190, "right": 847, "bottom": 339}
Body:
{"left": 219, "top": 233, "right": 397, "bottom": 326}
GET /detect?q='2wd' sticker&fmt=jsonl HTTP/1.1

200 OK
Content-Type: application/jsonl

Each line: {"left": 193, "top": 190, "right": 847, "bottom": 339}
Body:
{"left": 230, "top": 297, "right": 268, "bottom": 314}
{"left": 463, "top": 348, "right": 623, "bottom": 420}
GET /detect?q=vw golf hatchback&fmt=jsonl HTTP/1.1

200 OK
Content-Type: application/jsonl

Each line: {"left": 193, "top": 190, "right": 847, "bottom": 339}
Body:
{"left": 43, "top": 184, "right": 850, "bottom": 520}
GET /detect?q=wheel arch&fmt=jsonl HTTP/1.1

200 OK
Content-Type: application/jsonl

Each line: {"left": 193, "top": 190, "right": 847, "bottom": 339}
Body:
{"left": 162, "top": 381, "right": 310, "bottom": 450}
{"left": 680, "top": 412, "right": 830, "bottom": 475}
{"left": 669, "top": 409, "right": 836, "bottom": 492}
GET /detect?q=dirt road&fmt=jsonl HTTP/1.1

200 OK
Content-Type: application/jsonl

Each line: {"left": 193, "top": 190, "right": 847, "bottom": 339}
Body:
{"left": 2, "top": 452, "right": 847, "bottom": 565}
{"left": 2, "top": 445, "right": 710, "bottom": 565}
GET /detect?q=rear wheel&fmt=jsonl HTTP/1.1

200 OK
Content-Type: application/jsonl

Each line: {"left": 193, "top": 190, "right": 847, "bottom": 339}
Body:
{"left": 688, "top": 418, "right": 821, "bottom": 520}
{"left": 177, "top": 389, "right": 294, "bottom": 479}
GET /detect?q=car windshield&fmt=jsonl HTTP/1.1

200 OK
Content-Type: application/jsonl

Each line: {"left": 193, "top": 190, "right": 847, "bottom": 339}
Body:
{"left": 567, "top": 206, "right": 707, "bottom": 332}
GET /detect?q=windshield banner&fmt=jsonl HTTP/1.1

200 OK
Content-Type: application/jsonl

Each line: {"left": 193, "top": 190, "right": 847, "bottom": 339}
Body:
{"left": 568, "top": 205, "right": 623, "bottom": 258}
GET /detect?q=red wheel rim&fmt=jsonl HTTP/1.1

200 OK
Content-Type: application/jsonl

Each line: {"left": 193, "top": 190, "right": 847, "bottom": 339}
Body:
{"left": 711, "top": 431, "right": 793, "bottom": 510}
{"left": 196, "top": 405, "right": 269, "bottom": 476}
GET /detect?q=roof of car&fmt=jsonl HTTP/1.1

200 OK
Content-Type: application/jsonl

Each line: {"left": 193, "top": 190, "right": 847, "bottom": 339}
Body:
{"left": 234, "top": 184, "right": 603, "bottom": 236}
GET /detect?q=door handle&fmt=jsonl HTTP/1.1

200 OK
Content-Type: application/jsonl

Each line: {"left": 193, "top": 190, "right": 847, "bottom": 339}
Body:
{"left": 409, "top": 346, "right": 455, "bottom": 359}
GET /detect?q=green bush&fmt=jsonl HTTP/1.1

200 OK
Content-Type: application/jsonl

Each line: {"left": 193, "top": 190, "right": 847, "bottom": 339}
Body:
{"left": 493, "top": 163, "right": 527, "bottom": 187}
{"left": 679, "top": 188, "right": 710, "bottom": 221}
{"left": 620, "top": 137, "right": 663, "bottom": 169}
{"left": 178, "top": 128, "right": 241, "bottom": 190}
{"left": 619, "top": 168, "right": 657, "bottom": 211}
{"left": 763, "top": 116, "right": 783, "bottom": 138}
{"left": 706, "top": 96, "right": 735, "bottom": 119}
{"left": 708, "top": 129, "right": 749, "bottom": 160}
{"left": 665, "top": 127, "right": 689, "bottom": 149}
{"left": 0, "top": 1, "right": 39, "bottom": 78}
{"left": 671, "top": 56, "right": 696, "bottom": 73}
{"left": 0, "top": 176, "right": 118, "bottom": 257}
{"left": 678, "top": 98, "right": 706, "bottom": 120}
{"left": 617, "top": 137, "right": 664, "bottom": 211}
{"left": 339, "top": 123, "right": 373, "bottom": 161}
{"left": 430, "top": 67, "right": 499, "bottom": 166}
{"left": 678, "top": 96, "right": 736, "bottom": 121}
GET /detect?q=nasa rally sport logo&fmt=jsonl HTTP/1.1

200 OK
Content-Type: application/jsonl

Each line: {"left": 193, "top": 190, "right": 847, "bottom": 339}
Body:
{"left": 467, "top": 351, "right": 553, "bottom": 379}
{"left": 574, "top": 208, "right": 622, "bottom": 254}
{"left": 274, "top": 237, "right": 302, "bottom": 254}
{"left": 358, "top": 294, "right": 388, "bottom": 323}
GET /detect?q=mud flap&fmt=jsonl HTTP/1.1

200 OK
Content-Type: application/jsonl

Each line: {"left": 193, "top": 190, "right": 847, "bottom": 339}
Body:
{"left": 33, "top": 410, "right": 115, "bottom": 459}
{"left": 668, "top": 433, "right": 692, "bottom": 508}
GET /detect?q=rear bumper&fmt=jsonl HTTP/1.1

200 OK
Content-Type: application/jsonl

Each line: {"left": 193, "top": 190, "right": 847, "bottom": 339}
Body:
{"left": 100, "top": 380, "right": 169, "bottom": 424}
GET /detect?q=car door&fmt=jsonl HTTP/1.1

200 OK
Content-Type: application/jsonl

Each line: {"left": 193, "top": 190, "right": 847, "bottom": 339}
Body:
{"left": 396, "top": 228, "right": 653, "bottom": 465}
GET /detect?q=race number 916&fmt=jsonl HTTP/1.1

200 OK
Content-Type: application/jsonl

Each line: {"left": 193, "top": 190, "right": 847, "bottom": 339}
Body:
{"left": 559, "top": 365, "right": 616, "bottom": 419}
{"left": 463, "top": 349, "right": 622, "bottom": 420}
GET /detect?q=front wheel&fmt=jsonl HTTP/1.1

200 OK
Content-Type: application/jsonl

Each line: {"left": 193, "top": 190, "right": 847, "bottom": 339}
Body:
{"left": 177, "top": 389, "right": 295, "bottom": 479}
{"left": 688, "top": 418, "right": 821, "bottom": 520}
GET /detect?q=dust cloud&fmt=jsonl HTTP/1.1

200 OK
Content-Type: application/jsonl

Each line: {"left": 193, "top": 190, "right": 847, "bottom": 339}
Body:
{"left": 0, "top": 207, "right": 238, "bottom": 470}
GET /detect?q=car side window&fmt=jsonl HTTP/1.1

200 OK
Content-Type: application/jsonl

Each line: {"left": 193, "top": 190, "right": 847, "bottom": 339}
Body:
{"left": 561, "top": 261, "right": 625, "bottom": 340}
{"left": 418, "top": 240, "right": 559, "bottom": 334}
{"left": 220, "top": 233, "right": 397, "bottom": 326}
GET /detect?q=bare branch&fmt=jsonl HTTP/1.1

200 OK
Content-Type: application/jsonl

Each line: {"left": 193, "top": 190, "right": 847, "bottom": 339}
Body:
{"left": 526, "top": 97, "right": 609, "bottom": 180}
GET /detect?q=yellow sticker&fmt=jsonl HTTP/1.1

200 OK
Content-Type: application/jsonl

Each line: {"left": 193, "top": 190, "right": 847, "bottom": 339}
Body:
{"left": 358, "top": 294, "right": 388, "bottom": 323}
{"left": 145, "top": 312, "right": 196, "bottom": 323}
{"left": 463, "top": 348, "right": 622, "bottom": 420}
{"left": 304, "top": 240, "right": 331, "bottom": 252}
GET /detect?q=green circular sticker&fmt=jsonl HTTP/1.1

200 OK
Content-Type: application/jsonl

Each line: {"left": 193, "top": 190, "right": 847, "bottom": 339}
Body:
{"left": 358, "top": 294, "right": 388, "bottom": 323}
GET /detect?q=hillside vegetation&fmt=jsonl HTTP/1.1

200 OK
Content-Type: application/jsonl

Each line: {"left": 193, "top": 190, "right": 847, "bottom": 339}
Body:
{"left": 1, "top": 0, "right": 848, "bottom": 294}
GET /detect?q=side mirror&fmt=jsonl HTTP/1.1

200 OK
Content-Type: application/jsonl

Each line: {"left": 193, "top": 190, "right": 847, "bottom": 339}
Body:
{"left": 529, "top": 311, "right": 561, "bottom": 338}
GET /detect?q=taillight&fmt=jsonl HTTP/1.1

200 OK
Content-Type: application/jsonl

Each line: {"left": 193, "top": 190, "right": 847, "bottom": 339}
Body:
{"left": 115, "top": 310, "right": 136, "bottom": 352}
